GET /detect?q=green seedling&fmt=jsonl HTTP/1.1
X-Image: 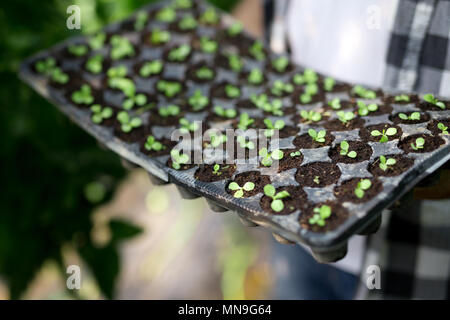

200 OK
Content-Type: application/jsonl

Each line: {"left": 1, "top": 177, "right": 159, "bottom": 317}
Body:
{"left": 309, "top": 205, "right": 332, "bottom": 227}
{"left": 357, "top": 101, "right": 378, "bottom": 116}
{"left": 85, "top": 54, "right": 103, "bottom": 74}
{"left": 174, "top": 0, "right": 192, "bottom": 9}
{"left": 339, "top": 141, "right": 357, "bottom": 158}
{"left": 337, "top": 111, "right": 355, "bottom": 124}
{"left": 196, "top": 66, "right": 214, "bottom": 80}
{"left": 199, "top": 37, "right": 218, "bottom": 53}
{"left": 313, "top": 176, "right": 320, "bottom": 185}
{"left": 328, "top": 98, "right": 342, "bottom": 110}
{"left": 423, "top": 94, "right": 446, "bottom": 110}
{"left": 140, "top": 60, "right": 163, "bottom": 77}
{"left": 212, "top": 164, "right": 229, "bottom": 176}
{"left": 157, "top": 80, "right": 182, "bottom": 98}
{"left": 208, "top": 133, "right": 227, "bottom": 148}
{"left": 410, "top": 137, "right": 425, "bottom": 151}
{"left": 249, "top": 41, "right": 265, "bottom": 61}
{"left": 88, "top": 32, "right": 106, "bottom": 50}
{"left": 271, "top": 80, "right": 294, "bottom": 96}
{"left": 110, "top": 35, "right": 135, "bottom": 60}
{"left": 144, "top": 135, "right": 164, "bottom": 152}
{"left": 200, "top": 8, "right": 219, "bottom": 24}
{"left": 158, "top": 105, "right": 180, "bottom": 117}
{"left": 370, "top": 127, "right": 397, "bottom": 143}
{"left": 108, "top": 77, "right": 136, "bottom": 97}
{"left": 122, "top": 93, "right": 148, "bottom": 110}
{"left": 352, "top": 85, "right": 376, "bottom": 99}
{"left": 394, "top": 94, "right": 410, "bottom": 103}
{"left": 214, "top": 106, "right": 237, "bottom": 119}
{"left": 237, "top": 113, "right": 254, "bottom": 130}
{"left": 68, "top": 44, "right": 88, "bottom": 57}
{"left": 189, "top": 90, "right": 209, "bottom": 111}
{"left": 272, "top": 56, "right": 289, "bottom": 73}
{"left": 179, "top": 118, "right": 199, "bottom": 133}
{"left": 178, "top": 14, "right": 197, "bottom": 30}
{"left": 398, "top": 112, "right": 420, "bottom": 121}
{"left": 134, "top": 11, "right": 148, "bottom": 31}
{"left": 248, "top": 69, "right": 263, "bottom": 85}
{"left": 227, "top": 22, "right": 243, "bottom": 36}
{"left": 107, "top": 65, "right": 127, "bottom": 78}
{"left": 263, "top": 184, "right": 290, "bottom": 212}
{"left": 35, "top": 57, "right": 56, "bottom": 75}
{"left": 228, "top": 54, "right": 243, "bottom": 72}
{"left": 156, "top": 6, "right": 176, "bottom": 22}
{"left": 228, "top": 181, "right": 255, "bottom": 198}
{"left": 308, "top": 129, "right": 326, "bottom": 143}
{"left": 236, "top": 136, "right": 255, "bottom": 150}
{"left": 150, "top": 28, "right": 171, "bottom": 45}
{"left": 90, "top": 104, "right": 113, "bottom": 124}
{"left": 170, "top": 149, "right": 189, "bottom": 170}
{"left": 71, "top": 84, "right": 94, "bottom": 105}
{"left": 168, "top": 44, "right": 191, "bottom": 62}
{"left": 378, "top": 155, "right": 396, "bottom": 171}
{"left": 300, "top": 110, "right": 322, "bottom": 122}
{"left": 354, "top": 179, "right": 372, "bottom": 199}
{"left": 117, "top": 111, "right": 142, "bottom": 133}
{"left": 437, "top": 122, "right": 449, "bottom": 135}
{"left": 259, "top": 148, "right": 284, "bottom": 167}
{"left": 323, "top": 77, "right": 335, "bottom": 91}
{"left": 290, "top": 151, "right": 301, "bottom": 158}
{"left": 293, "top": 68, "right": 318, "bottom": 85}
{"left": 225, "top": 84, "right": 241, "bottom": 98}
{"left": 263, "top": 119, "right": 285, "bottom": 137}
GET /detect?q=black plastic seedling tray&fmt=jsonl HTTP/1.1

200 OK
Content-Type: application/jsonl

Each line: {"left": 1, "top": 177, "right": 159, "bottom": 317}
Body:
{"left": 20, "top": 0, "right": 450, "bottom": 262}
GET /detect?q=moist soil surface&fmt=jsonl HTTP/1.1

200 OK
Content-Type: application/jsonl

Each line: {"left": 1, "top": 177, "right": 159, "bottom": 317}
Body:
{"left": 418, "top": 101, "right": 450, "bottom": 112}
{"left": 260, "top": 186, "right": 308, "bottom": 215}
{"left": 226, "top": 171, "right": 270, "bottom": 198}
{"left": 295, "top": 162, "right": 341, "bottom": 187}
{"left": 139, "top": 137, "right": 176, "bottom": 157}
{"left": 334, "top": 177, "right": 383, "bottom": 204}
{"left": 293, "top": 132, "right": 335, "bottom": 149}
{"left": 368, "top": 154, "right": 415, "bottom": 177}
{"left": 299, "top": 201, "right": 349, "bottom": 233}
{"left": 398, "top": 133, "right": 445, "bottom": 153}
{"left": 113, "top": 124, "right": 148, "bottom": 143}
{"left": 427, "top": 119, "right": 450, "bottom": 136}
{"left": 359, "top": 123, "right": 403, "bottom": 142}
{"left": 329, "top": 140, "right": 373, "bottom": 164}
{"left": 194, "top": 164, "right": 237, "bottom": 182}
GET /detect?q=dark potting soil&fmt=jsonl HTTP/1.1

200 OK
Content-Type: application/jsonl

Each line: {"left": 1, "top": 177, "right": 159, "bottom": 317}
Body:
{"left": 276, "top": 148, "right": 304, "bottom": 171}
{"left": 149, "top": 109, "right": 185, "bottom": 127}
{"left": 226, "top": 170, "right": 270, "bottom": 198}
{"left": 359, "top": 123, "right": 403, "bottom": 143}
{"left": 328, "top": 140, "right": 373, "bottom": 164}
{"left": 357, "top": 103, "right": 393, "bottom": 117}
{"left": 185, "top": 61, "right": 217, "bottom": 83}
{"left": 418, "top": 101, "right": 450, "bottom": 112}
{"left": 295, "top": 162, "right": 341, "bottom": 188}
{"left": 323, "top": 117, "right": 365, "bottom": 131}
{"left": 398, "top": 133, "right": 445, "bottom": 154}
{"left": 292, "top": 132, "right": 335, "bottom": 149}
{"left": 427, "top": 119, "right": 450, "bottom": 136}
{"left": 299, "top": 201, "right": 349, "bottom": 233}
{"left": 333, "top": 177, "right": 383, "bottom": 204}
{"left": 389, "top": 112, "right": 430, "bottom": 125}
{"left": 368, "top": 154, "right": 415, "bottom": 177}
{"left": 194, "top": 163, "right": 237, "bottom": 182}
{"left": 113, "top": 123, "right": 148, "bottom": 143}
{"left": 260, "top": 186, "right": 308, "bottom": 215}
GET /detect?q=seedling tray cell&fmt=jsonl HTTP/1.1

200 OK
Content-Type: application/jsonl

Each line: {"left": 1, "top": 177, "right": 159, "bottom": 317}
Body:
{"left": 19, "top": 0, "right": 450, "bottom": 260}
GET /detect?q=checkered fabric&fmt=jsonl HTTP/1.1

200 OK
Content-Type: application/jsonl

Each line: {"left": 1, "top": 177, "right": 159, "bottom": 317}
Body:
{"left": 264, "top": 0, "right": 450, "bottom": 299}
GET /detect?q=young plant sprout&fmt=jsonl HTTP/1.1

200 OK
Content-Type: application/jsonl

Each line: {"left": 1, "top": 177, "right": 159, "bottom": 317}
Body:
{"left": 144, "top": 135, "right": 164, "bottom": 152}
{"left": 236, "top": 136, "right": 255, "bottom": 150}
{"left": 263, "top": 184, "right": 291, "bottom": 212}
{"left": 237, "top": 113, "right": 255, "bottom": 130}
{"left": 271, "top": 80, "right": 294, "bottom": 96}
{"left": 300, "top": 110, "right": 322, "bottom": 122}
{"left": 394, "top": 94, "right": 410, "bottom": 103}
{"left": 179, "top": 118, "right": 199, "bottom": 133}
{"left": 50, "top": 68, "right": 69, "bottom": 84}
{"left": 117, "top": 111, "right": 142, "bottom": 133}
{"left": 398, "top": 112, "right": 420, "bottom": 121}
{"left": 90, "top": 104, "right": 113, "bottom": 124}
{"left": 352, "top": 85, "right": 376, "bottom": 99}
{"left": 71, "top": 84, "right": 94, "bottom": 105}
{"left": 195, "top": 66, "right": 214, "bottom": 80}
{"left": 178, "top": 14, "right": 197, "bottom": 30}
{"left": 249, "top": 41, "right": 265, "bottom": 61}
{"left": 107, "top": 65, "right": 127, "bottom": 78}
{"left": 108, "top": 77, "right": 136, "bottom": 97}
{"left": 357, "top": 101, "right": 378, "bottom": 116}
{"left": 323, "top": 77, "right": 335, "bottom": 91}
{"left": 228, "top": 54, "right": 243, "bottom": 72}
{"left": 170, "top": 149, "right": 189, "bottom": 170}
{"left": 214, "top": 106, "right": 237, "bottom": 119}
{"left": 423, "top": 93, "right": 446, "bottom": 109}
{"left": 68, "top": 44, "right": 88, "bottom": 57}
{"left": 263, "top": 119, "right": 285, "bottom": 137}
{"left": 308, "top": 205, "right": 332, "bottom": 226}
{"left": 410, "top": 137, "right": 425, "bottom": 150}
{"left": 200, "top": 8, "right": 219, "bottom": 24}
{"left": 293, "top": 68, "right": 318, "bottom": 85}
{"left": 150, "top": 28, "right": 171, "bottom": 45}
{"left": 158, "top": 105, "right": 180, "bottom": 117}
{"left": 378, "top": 155, "right": 396, "bottom": 171}
{"left": 290, "top": 151, "right": 301, "bottom": 157}
{"left": 337, "top": 111, "right": 355, "bottom": 124}
{"left": 134, "top": 11, "right": 148, "bottom": 31}
{"left": 168, "top": 44, "right": 191, "bottom": 62}
{"left": 199, "top": 37, "right": 217, "bottom": 53}
{"left": 110, "top": 35, "right": 135, "bottom": 60}
{"left": 299, "top": 83, "right": 319, "bottom": 104}
{"left": 354, "top": 179, "right": 372, "bottom": 199}
{"left": 247, "top": 69, "right": 263, "bottom": 85}
{"left": 437, "top": 122, "right": 449, "bottom": 135}
{"left": 157, "top": 80, "right": 182, "bottom": 98}
{"left": 228, "top": 181, "right": 255, "bottom": 198}
{"left": 188, "top": 90, "right": 209, "bottom": 111}
{"left": 174, "top": 0, "right": 192, "bottom": 9}
{"left": 340, "top": 141, "right": 357, "bottom": 158}
{"left": 35, "top": 57, "right": 56, "bottom": 75}
{"left": 313, "top": 176, "right": 320, "bottom": 185}
{"left": 122, "top": 92, "right": 148, "bottom": 110}
{"left": 156, "top": 6, "right": 176, "bottom": 22}
{"left": 85, "top": 54, "right": 103, "bottom": 74}
{"left": 308, "top": 129, "right": 326, "bottom": 143}
{"left": 328, "top": 98, "right": 342, "bottom": 110}
{"left": 272, "top": 56, "right": 289, "bottom": 73}
{"left": 259, "top": 148, "right": 284, "bottom": 167}
{"left": 227, "top": 22, "right": 243, "bottom": 36}
{"left": 212, "top": 164, "right": 228, "bottom": 176}
{"left": 370, "top": 127, "right": 397, "bottom": 143}
{"left": 140, "top": 60, "right": 163, "bottom": 77}
{"left": 208, "top": 133, "right": 227, "bottom": 148}
{"left": 88, "top": 32, "right": 106, "bottom": 50}
{"left": 224, "top": 84, "right": 241, "bottom": 98}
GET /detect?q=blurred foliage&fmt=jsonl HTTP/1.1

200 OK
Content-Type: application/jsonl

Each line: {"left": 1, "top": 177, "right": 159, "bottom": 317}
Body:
{"left": 0, "top": 0, "right": 238, "bottom": 299}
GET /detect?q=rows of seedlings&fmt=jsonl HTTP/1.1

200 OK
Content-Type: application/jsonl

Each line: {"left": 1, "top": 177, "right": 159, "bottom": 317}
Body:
{"left": 23, "top": 0, "right": 450, "bottom": 251}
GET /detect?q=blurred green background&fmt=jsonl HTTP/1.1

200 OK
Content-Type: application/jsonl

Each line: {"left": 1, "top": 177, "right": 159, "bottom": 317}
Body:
{"left": 0, "top": 0, "right": 273, "bottom": 300}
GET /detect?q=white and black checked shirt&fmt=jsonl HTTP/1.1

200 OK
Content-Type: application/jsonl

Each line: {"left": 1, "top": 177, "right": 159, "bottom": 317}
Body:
{"left": 264, "top": 0, "right": 450, "bottom": 299}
